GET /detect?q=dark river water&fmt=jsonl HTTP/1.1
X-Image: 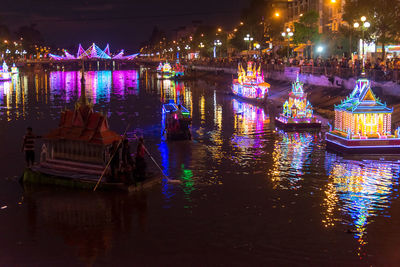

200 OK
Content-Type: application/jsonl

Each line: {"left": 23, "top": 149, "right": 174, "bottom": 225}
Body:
{"left": 1, "top": 69, "right": 400, "bottom": 266}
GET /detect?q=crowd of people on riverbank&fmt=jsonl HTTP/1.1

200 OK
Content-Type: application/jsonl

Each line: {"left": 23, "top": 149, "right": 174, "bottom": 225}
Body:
{"left": 180, "top": 55, "right": 400, "bottom": 71}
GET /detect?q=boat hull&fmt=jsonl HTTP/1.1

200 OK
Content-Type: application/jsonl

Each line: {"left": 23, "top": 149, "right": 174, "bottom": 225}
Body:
{"left": 275, "top": 117, "right": 321, "bottom": 130}
{"left": 22, "top": 167, "right": 162, "bottom": 192}
{"left": 231, "top": 91, "right": 267, "bottom": 106}
{"left": 326, "top": 132, "right": 400, "bottom": 154}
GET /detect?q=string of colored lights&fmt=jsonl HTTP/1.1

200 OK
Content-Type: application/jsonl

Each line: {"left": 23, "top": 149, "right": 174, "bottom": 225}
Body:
{"left": 49, "top": 43, "right": 139, "bottom": 60}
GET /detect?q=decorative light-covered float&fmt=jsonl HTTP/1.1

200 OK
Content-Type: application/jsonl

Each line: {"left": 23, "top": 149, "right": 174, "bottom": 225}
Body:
{"left": 0, "top": 62, "right": 11, "bottom": 81}
{"left": 172, "top": 61, "right": 185, "bottom": 78}
{"left": 11, "top": 63, "right": 19, "bottom": 74}
{"left": 162, "top": 99, "right": 191, "bottom": 140}
{"left": 232, "top": 61, "right": 270, "bottom": 103}
{"left": 275, "top": 74, "right": 321, "bottom": 129}
{"left": 157, "top": 61, "right": 185, "bottom": 79}
{"left": 157, "top": 62, "right": 173, "bottom": 76}
{"left": 326, "top": 78, "right": 400, "bottom": 154}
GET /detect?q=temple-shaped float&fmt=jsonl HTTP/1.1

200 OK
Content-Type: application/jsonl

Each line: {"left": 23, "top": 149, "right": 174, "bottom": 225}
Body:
{"left": 275, "top": 74, "right": 321, "bottom": 129}
{"left": 326, "top": 78, "right": 400, "bottom": 153}
{"left": 0, "top": 62, "right": 11, "bottom": 81}
{"left": 157, "top": 60, "right": 185, "bottom": 79}
{"left": 11, "top": 63, "right": 19, "bottom": 74}
{"left": 157, "top": 62, "right": 173, "bottom": 75}
{"left": 232, "top": 61, "right": 270, "bottom": 103}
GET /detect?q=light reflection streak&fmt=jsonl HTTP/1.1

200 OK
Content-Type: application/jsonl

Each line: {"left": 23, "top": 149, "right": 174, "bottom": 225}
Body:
{"left": 323, "top": 153, "right": 400, "bottom": 258}
{"left": 270, "top": 131, "right": 315, "bottom": 189}
{"left": 231, "top": 99, "right": 270, "bottom": 151}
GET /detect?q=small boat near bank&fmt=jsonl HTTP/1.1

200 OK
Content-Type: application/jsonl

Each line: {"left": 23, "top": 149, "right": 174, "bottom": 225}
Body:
{"left": 162, "top": 99, "right": 192, "bottom": 140}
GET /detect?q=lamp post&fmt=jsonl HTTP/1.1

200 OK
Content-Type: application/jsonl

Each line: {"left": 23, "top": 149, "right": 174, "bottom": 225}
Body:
{"left": 281, "top": 28, "right": 293, "bottom": 60}
{"left": 353, "top": 16, "right": 370, "bottom": 68}
{"left": 213, "top": 39, "right": 222, "bottom": 58}
{"left": 244, "top": 34, "right": 254, "bottom": 55}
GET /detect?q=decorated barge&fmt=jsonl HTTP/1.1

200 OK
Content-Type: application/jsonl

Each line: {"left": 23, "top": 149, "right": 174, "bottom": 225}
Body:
{"left": 0, "top": 62, "right": 11, "bottom": 81}
{"left": 326, "top": 78, "right": 400, "bottom": 154}
{"left": 275, "top": 74, "right": 321, "bottom": 130}
{"left": 232, "top": 61, "right": 270, "bottom": 103}
{"left": 157, "top": 61, "right": 185, "bottom": 79}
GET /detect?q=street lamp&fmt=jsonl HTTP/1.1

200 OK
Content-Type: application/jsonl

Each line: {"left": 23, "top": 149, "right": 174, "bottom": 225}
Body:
{"left": 281, "top": 28, "right": 293, "bottom": 60}
{"left": 213, "top": 39, "right": 222, "bottom": 58}
{"left": 244, "top": 34, "right": 254, "bottom": 52}
{"left": 353, "top": 16, "right": 370, "bottom": 67}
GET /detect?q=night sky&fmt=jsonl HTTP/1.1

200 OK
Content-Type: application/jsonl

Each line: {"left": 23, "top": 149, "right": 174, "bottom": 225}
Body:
{"left": 1, "top": 0, "right": 250, "bottom": 53}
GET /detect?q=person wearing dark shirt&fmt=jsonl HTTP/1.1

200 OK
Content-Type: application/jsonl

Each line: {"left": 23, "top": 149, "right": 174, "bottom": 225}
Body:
{"left": 135, "top": 137, "right": 147, "bottom": 182}
{"left": 22, "top": 127, "right": 41, "bottom": 168}
{"left": 109, "top": 140, "right": 121, "bottom": 182}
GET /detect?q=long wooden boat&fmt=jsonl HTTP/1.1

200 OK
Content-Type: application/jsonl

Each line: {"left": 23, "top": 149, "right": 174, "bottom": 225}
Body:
{"left": 22, "top": 166, "right": 162, "bottom": 192}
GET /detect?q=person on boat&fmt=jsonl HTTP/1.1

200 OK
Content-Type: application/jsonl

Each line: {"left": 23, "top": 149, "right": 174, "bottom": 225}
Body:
{"left": 122, "top": 138, "right": 133, "bottom": 165}
{"left": 108, "top": 140, "right": 121, "bottom": 182}
{"left": 121, "top": 138, "right": 135, "bottom": 184}
{"left": 135, "top": 137, "right": 147, "bottom": 182}
{"left": 21, "top": 127, "right": 41, "bottom": 168}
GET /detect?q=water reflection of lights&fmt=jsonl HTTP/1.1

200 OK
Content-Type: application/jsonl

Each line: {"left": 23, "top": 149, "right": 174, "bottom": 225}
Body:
{"left": 49, "top": 70, "right": 139, "bottom": 104}
{"left": 271, "top": 131, "right": 316, "bottom": 189}
{"left": 159, "top": 79, "right": 191, "bottom": 115}
{"left": 323, "top": 153, "right": 400, "bottom": 257}
{"left": 231, "top": 98, "right": 270, "bottom": 150}
{"left": 181, "top": 164, "right": 195, "bottom": 208}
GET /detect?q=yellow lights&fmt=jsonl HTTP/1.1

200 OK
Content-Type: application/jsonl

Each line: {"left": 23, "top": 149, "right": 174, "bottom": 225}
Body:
{"left": 217, "top": 28, "right": 222, "bottom": 32}
{"left": 234, "top": 28, "right": 238, "bottom": 32}
{"left": 353, "top": 22, "right": 360, "bottom": 28}
{"left": 240, "top": 21, "right": 244, "bottom": 26}
{"left": 361, "top": 16, "right": 366, "bottom": 22}
{"left": 275, "top": 12, "right": 280, "bottom": 17}
{"left": 286, "top": 28, "right": 291, "bottom": 32}
{"left": 330, "top": 0, "right": 336, "bottom": 3}
{"left": 4, "top": 40, "right": 8, "bottom": 44}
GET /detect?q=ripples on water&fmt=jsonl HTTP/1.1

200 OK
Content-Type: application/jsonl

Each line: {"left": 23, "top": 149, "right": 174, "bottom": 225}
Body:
{"left": 0, "top": 69, "right": 400, "bottom": 265}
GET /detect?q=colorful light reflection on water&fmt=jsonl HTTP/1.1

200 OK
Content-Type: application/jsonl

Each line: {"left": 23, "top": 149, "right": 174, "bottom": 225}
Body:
{"left": 324, "top": 153, "right": 400, "bottom": 257}
{"left": 271, "top": 131, "right": 317, "bottom": 190}
{"left": 1, "top": 69, "right": 400, "bottom": 265}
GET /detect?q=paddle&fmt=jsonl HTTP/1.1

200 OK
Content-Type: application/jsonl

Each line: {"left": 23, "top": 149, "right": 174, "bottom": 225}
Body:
{"left": 144, "top": 147, "right": 182, "bottom": 184}
{"left": 93, "top": 124, "right": 131, "bottom": 192}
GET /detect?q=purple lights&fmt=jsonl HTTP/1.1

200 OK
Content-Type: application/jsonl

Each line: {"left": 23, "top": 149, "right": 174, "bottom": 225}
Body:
{"left": 49, "top": 43, "right": 139, "bottom": 61}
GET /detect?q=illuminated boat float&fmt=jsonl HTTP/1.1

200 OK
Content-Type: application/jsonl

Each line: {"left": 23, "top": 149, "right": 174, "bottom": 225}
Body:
{"left": 162, "top": 99, "right": 191, "bottom": 140}
{"left": 275, "top": 74, "right": 321, "bottom": 130}
{"left": 11, "top": 63, "right": 19, "bottom": 74}
{"left": 232, "top": 61, "right": 270, "bottom": 103}
{"left": 157, "top": 61, "right": 185, "bottom": 79}
{"left": 0, "top": 62, "right": 11, "bottom": 81}
{"left": 326, "top": 78, "right": 400, "bottom": 154}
